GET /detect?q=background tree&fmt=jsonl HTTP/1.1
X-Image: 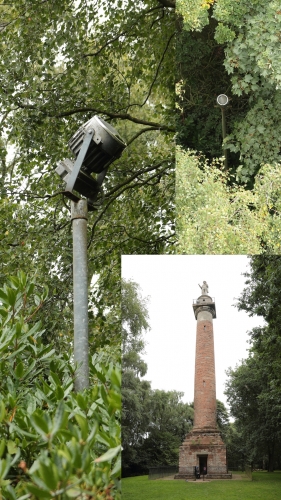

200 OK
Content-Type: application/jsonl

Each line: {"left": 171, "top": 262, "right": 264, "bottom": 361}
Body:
{"left": 176, "top": 0, "right": 281, "bottom": 253}
{"left": 121, "top": 279, "right": 151, "bottom": 473}
{"left": 223, "top": 256, "right": 281, "bottom": 471}
{"left": 225, "top": 355, "right": 281, "bottom": 471}
{"left": 0, "top": 0, "right": 176, "bottom": 349}
{"left": 121, "top": 279, "right": 193, "bottom": 476}
{"left": 176, "top": 148, "right": 281, "bottom": 254}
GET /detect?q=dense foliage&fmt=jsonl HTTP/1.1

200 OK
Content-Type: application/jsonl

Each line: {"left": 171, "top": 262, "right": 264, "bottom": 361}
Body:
{"left": 177, "top": 0, "right": 281, "bottom": 182}
{"left": 224, "top": 256, "right": 281, "bottom": 471}
{"left": 121, "top": 279, "right": 194, "bottom": 476}
{"left": 0, "top": 0, "right": 175, "bottom": 349}
{"left": 176, "top": 148, "right": 281, "bottom": 254}
{"left": 0, "top": 273, "right": 121, "bottom": 499}
{"left": 176, "top": 0, "right": 281, "bottom": 253}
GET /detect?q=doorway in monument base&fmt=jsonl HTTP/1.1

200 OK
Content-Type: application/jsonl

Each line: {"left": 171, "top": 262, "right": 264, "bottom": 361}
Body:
{"left": 199, "top": 455, "right": 208, "bottom": 475}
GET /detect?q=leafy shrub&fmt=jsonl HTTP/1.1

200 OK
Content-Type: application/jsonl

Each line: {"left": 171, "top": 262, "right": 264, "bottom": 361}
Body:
{"left": 0, "top": 272, "right": 121, "bottom": 499}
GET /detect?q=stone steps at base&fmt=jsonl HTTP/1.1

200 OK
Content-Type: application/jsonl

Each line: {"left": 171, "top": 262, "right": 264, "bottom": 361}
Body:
{"left": 174, "top": 474, "right": 232, "bottom": 480}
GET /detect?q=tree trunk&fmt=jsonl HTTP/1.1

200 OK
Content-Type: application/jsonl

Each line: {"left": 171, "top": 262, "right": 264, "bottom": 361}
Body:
{"left": 268, "top": 442, "right": 275, "bottom": 472}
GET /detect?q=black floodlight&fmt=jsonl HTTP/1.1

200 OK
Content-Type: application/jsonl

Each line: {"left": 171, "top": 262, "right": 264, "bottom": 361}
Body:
{"left": 217, "top": 94, "right": 229, "bottom": 107}
{"left": 56, "top": 115, "right": 126, "bottom": 207}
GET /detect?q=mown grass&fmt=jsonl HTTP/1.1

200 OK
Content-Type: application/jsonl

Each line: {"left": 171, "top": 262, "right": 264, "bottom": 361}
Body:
{"left": 122, "top": 471, "right": 281, "bottom": 500}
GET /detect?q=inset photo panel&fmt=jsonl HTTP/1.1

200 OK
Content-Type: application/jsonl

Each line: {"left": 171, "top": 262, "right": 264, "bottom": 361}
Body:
{"left": 121, "top": 254, "right": 279, "bottom": 492}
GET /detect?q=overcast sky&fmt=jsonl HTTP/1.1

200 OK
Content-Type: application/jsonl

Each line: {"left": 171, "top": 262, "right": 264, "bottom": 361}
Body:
{"left": 121, "top": 255, "right": 264, "bottom": 411}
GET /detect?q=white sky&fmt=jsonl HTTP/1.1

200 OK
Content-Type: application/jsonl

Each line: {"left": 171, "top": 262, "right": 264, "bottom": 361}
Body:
{"left": 121, "top": 255, "right": 264, "bottom": 411}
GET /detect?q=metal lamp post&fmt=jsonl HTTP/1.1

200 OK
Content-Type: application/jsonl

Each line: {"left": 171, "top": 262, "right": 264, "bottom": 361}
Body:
{"left": 56, "top": 115, "right": 126, "bottom": 391}
{"left": 217, "top": 94, "right": 229, "bottom": 169}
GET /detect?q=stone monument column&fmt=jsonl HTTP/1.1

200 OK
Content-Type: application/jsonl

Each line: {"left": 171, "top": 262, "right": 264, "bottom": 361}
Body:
{"left": 193, "top": 291, "right": 217, "bottom": 431}
{"left": 175, "top": 283, "right": 231, "bottom": 480}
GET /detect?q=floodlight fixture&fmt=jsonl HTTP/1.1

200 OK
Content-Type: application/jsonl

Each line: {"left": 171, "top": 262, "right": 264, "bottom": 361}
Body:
{"left": 217, "top": 94, "right": 229, "bottom": 107}
{"left": 56, "top": 115, "right": 127, "bottom": 208}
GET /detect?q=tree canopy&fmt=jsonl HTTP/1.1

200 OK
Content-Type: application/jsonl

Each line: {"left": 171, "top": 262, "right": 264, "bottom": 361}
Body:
{"left": 176, "top": 0, "right": 281, "bottom": 253}
{"left": 0, "top": 0, "right": 175, "bottom": 348}
{"left": 176, "top": 148, "right": 281, "bottom": 254}
{"left": 121, "top": 279, "right": 194, "bottom": 476}
{"left": 224, "top": 256, "right": 281, "bottom": 471}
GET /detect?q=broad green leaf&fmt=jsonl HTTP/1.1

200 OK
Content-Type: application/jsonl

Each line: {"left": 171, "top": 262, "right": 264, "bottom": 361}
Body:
{"left": 74, "top": 414, "right": 88, "bottom": 441}
{"left": 0, "top": 440, "right": 6, "bottom": 458}
{"left": 25, "top": 484, "right": 52, "bottom": 498}
{"left": 7, "top": 441, "right": 18, "bottom": 455}
{"left": 30, "top": 414, "right": 49, "bottom": 438}
{"left": 94, "top": 445, "right": 121, "bottom": 463}
{"left": 111, "top": 455, "right": 121, "bottom": 476}
{"left": 51, "top": 400, "right": 65, "bottom": 436}
{"left": 14, "top": 361, "right": 24, "bottom": 379}
{"left": 38, "top": 462, "right": 58, "bottom": 491}
{"left": 0, "top": 401, "right": 6, "bottom": 423}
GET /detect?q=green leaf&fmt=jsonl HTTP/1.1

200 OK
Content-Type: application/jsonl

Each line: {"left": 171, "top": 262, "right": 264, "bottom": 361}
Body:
{"left": 0, "top": 456, "right": 11, "bottom": 480}
{"left": 25, "top": 484, "right": 52, "bottom": 498}
{"left": 30, "top": 413, "right": 49, "bottom": 438}
{"left": 51, "top": 400, "right": 65, "bottom": 436}
{"left": 76, "top": 394, "right": 88, "bottom": 411}
{"left": 94, "top": 445, "right": 121, "bottom": 463}
{"left": 0, "top": 440, "right": 6, "bottom": 458}
{"left": 14, "top": 361, "right": 24, "bottom": 379}
{"left": 74, "top": 414, "right": 88, "bottom": 441}
{"left": 38, "top": 462, "right": 58, "bottom": 491}
{"left": 111, "top": 455, "right": 121, "bottom": 476}
{"left": 7, "top": 440, "right": 18, "bottom": 455}
{"left": 0, "top": 401, "right": 6, "bottom": 423}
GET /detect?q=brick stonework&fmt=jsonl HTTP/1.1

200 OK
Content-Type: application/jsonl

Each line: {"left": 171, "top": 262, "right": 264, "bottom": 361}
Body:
{"left": 175, "top": 294, "right": 231, "bottom": 480}
{"left": 194, "top": 313, "right": 216, "bottom": 431}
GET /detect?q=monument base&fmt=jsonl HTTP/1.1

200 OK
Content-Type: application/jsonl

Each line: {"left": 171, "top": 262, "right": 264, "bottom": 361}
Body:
{"left": 174, "top": 429, "right": 232, "bottom": 480}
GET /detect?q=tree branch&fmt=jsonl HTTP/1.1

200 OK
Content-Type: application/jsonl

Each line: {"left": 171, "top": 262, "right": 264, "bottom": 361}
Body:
{"left": 141, "top": 31, "right": 175, "bottom": 107}
{"left": 11, "top": 100, "right": 175, "bottom": 131}
{"left": 105, "top": 161, "right": 171, "bottom": 197}
{"left": 82, "top": 6, "right": 164, "bottom": 57}
{"left": 88, "top": 163, "right": 171, "bottom": 247}
{"left": 126, "top": 127, "right": 161, "bottom": 146}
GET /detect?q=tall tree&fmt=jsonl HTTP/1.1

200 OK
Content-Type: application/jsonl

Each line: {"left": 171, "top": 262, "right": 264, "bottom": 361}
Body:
{"left": 225, "top": 355, "right": 281, "bottom": 471}
{"left": 121, "top": 279, "right": 194, "bottom": 475}
{"left": 177, "top": 0, "right": 281, "bottom": 183}
{"left": 224, "top": 256, "right": 281, "bottom": 471}
{"left": 121, "top": 279, "right": 151, "bottom": 472}
{"left": 0, "top": 0, "right": 176, "bottom": 347}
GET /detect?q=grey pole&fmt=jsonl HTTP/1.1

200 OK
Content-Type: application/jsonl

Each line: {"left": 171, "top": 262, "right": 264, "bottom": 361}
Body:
{"left": 71, "top": 199, "right": 89, "bottom": 391}
{"left": 217, "top": 94, "right": 229, "bottom": 170}
{"left": 221, "top": 107, "right": 228, "bottom": 170}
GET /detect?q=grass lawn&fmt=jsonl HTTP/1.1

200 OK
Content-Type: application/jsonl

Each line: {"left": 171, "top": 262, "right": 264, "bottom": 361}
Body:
{"left": 122, "top": 471, "right": 281, "bottom": 500}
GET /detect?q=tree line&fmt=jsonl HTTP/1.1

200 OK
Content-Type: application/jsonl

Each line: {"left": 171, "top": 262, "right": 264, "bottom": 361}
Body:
{"left": 224, "top": 256, "right": 281, "bottom": 472}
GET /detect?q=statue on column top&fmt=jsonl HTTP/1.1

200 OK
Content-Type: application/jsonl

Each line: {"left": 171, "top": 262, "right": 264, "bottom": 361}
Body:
{"left": 198, "top": 281, "right": 209, "bottom": 295}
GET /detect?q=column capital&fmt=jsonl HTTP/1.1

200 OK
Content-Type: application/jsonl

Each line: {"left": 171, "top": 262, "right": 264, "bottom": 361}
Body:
{"left": 192, "top": 295, "right": 216, "bottom": 319}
